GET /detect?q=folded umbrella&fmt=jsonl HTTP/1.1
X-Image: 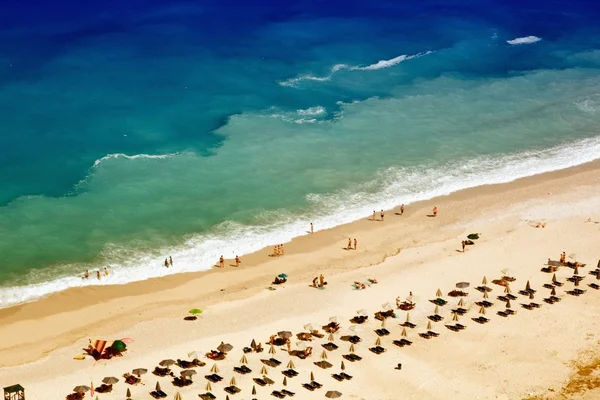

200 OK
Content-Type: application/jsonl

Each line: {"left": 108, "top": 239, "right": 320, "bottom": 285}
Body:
{"left": 326, "top": 390, "right": 343, "bottom": 398}
{"left": 174, "top": 392, "right": 182, "bottom": 400}
{"left": 261, "top": 365, "right": 269, "bottom": 375}
{"left": 73, "top": 386, "right": 90, "bottom": 393}
{"left": 155, "top": 382, "right": 162, "bottom": 391}
{"left": 102, "top": 377, "right": 119, "bottom": 384}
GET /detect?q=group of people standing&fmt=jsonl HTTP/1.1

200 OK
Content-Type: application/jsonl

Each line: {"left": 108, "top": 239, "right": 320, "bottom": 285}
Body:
{"left": 272, "top": 244, "right": 285, "bottom": 256}
{"left": 218, "top": 255, "right": 242, "bottom": 268}
{"left": 347, "top": 238, "right": 358, "bottom": 250}
{"left": 82, "top": 267, "right": 109, "bottom": 280}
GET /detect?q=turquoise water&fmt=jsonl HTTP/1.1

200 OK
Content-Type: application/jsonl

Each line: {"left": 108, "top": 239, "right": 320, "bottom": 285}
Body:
{"left": 1, "top": 0, "right": 600, "bottom": 306}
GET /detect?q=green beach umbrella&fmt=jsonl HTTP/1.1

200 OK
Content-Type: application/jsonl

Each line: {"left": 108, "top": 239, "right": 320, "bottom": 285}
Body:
{"left": 111, "top": 340, "right": 126, "bottom": 351}
{"left": 189, "top": 308, "right": 203, "bottom": 315}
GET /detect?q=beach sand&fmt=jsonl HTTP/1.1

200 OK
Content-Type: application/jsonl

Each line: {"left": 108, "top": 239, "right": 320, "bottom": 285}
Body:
{"left": 1, "top": 161, "right": 600, "bottom": 400}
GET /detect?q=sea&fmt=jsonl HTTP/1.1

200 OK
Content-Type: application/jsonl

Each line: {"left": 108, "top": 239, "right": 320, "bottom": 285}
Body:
{"left": 1, "top": 0, "right": 600, "bottom": 308}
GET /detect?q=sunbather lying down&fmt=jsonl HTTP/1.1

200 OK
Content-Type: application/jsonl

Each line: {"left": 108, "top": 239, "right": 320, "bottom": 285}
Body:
{"left": 354, "top": 282, "right": 366, "bottom": 290}
{"left": 368, "top": 278, "right": 378, "bottom": 284}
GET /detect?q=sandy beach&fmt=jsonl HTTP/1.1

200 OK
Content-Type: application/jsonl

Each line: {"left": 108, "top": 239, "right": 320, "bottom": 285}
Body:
{"left": 1, "top": 161, "right": 600, "bottom": 400}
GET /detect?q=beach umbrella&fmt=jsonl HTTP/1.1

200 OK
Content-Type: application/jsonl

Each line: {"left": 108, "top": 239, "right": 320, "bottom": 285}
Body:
{"left": 126, "top": 388, "right": 131, "bottom": 398}
{"left": 529, "top": 292, "right": 535, "bottom": 300}
{"left": 206, "top": 381, "right": 212, "bottom": 391}
{"left": 252, "top": 385, "right": 257, "bottom": 395}
{"left": 483, "top": 291, "right": 489, "bottom": 299}
{"left": 501, "top": 268, "right": 511, "bottom": 275}
{"left": 188, "top": 351, "right": 199, "bottom": 359}
{"left": 427, "top": 321, "right": 432, "bottom": 330}
{"left": 525, "top": 281, "right": 531, "bottom": 291}
{"left": 132, "top": 368, "right": 147, "bottom": 377}
{"left": 287, "top": 360, "right": 296, "bottom": 369}
{"left": 328, "top": 333, "right": 335, "bottom": 342}
{"left": 73, "top": 386, "right": 90, "bottom": 393}
{"left": 452, "top": 313, "right": 459, "bottom": 322}
{"left": 121, "top": 337, "right": 134, "bottom": 344}
{"left": 457, "top": 298, "right": 464, "bottom": 307}
{"left": 434, "top": 305, "right": 439, "bottom": 314}
{"left": 574, "top": 265, "right": 579, "bottom": 275}
{"left": 278, "top": 331, "right": 292, "bottom": 340}
{"left": 341, "top": 361, "right": 346, "bottom": 371}
{"left": 283, "top": 377, "right": 287, "bottom": 386}
{"left": 160, "top": 359, "right": 176, "bottom": 367}
{"left": 326, "top": 390, "right": 343, "bottom": 398}
{"left": 401, "top": 328, "right": 407, "bottom": 337}
{"left": 304, "top": 323, "right": 316, "bottom": 332}
{"left": 226, "top": 396, "right": 230, "bottom": 400}
{"left": 375, "top": 337, "right": 381, "bottom": 346}
{"left": 261, "top": 365, "right": 269, "bottom": 375}
{"left": 230, "top": 377, "right": 236, "bottom": 386}
{"left": 174, "top": 393, "right": 182, "bottom": 400}
{"left": 504, "top": 286, "right": 511, "bottom": 294}
{"left": 251, "top": 339, "right": 257, "bottom": 349}
{"left": 211, "top": 364, "right": 219, "bottom": 373}
{"left": 155, "top": 382, "right": 162, "bottom": 392}
{"left": 382, "top": 302, "right": 393, "bottom": 311}
{"left": 189, "top": 308, "right": 203, "bottom": 315}
{"left": 598, "top": 260, "right": 600, "bottom": 269}
{"left": 348, "top": 325, "right": 360, "bottom": 333}
{"left": 329, "top": 316, "right": 338, "bottom": 323}
{"left": 181, "top": 370, "right": 197, "bottom": 379}
{"left": 436, "top": 288, "right": 442, "bottom": 297}
{"left": 506, "top": 300, "right": 511, "bottom": 309}
{"left": 240, "top": 354, "right": 248, "bottom": 364}
{"left": 482, "top": 276, "right": 488, "bottom": 285}
{"left": 405, "top": 313, "right": 411, "bottom": 323}
{"left": 381, "top": 319, "right": 386, "bottom": 328}
{"left": 575, "top": 279, "right": 580, "bottom": 287}
{"left": 552, "top": 274, "right": 558, "bottom": 283}
{"left": 321, "top": 350, "right": 328, "bottom": 360}
{"left": 551, "top": 287, "right": 556, "bottom": 296}
{"left": 112, "top": 340, "right": 127, "bottom": 351}
{"left": 479, "top": 306, "right": 486, "bottom": 315}
{"left": 456, "top": 282, "right": 469, "bottom": 289}
{"left": 349, "top": 344, "right": 355, "bottom": 352}
{"left": 278, "top": 273, "right": 288, "bottom": 279}
{"left": 217, "top": 343, "right": 233, "bottom": 353}
{"left": 357, "top": 309, "right": 367, "bottom": 316}
{"left": 269, "top": 344, "right": 277, "bottom": 354}
{"left": 310, "top": 372, "right": 315, "bottom": 381}
{"left": 102, "top": 377, "right": 119, "bottom": 384}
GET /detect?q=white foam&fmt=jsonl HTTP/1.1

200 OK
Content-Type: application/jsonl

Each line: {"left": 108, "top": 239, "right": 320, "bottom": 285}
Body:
{"left": 507, "top": 36, "right": 542, "bottom": 45}
{"left": 93, "top": 152, "right": 180, "bottom": 167}
{"left": 266, "top": 106, "right": 327, "bottom": 124}
{"left": 1, "top": 135, "right": 600, "bottom": 308}
{"left": 279, "top": 51, "right": 433, "bottom": 87}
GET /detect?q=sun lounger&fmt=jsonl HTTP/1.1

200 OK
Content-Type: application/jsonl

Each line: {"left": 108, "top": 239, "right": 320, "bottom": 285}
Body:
{"left": 369, "top": 346, "right": 386, "bottom": 354}
{"left": 342, "top": 353, "right": 362, "bottom": 362}
{"left": 340, "top": 335, "right": 362, "bottom": 343}
{"left": 419, "top": 332, "right": 431, "bottom": 339}
{"left": 296, "top": 332, "right": 312, "bottom": 341}
{"left": 543, "top": 297, "right": 556, "bottom": 304}
{"left": 475, "top": 286, "right": 492, "bottom": 293}
{"left": 94, "top": 384, "right": 113, "bottom": 393}
{"left": 506, "top": 293, "right": 518, "bottom": 300}
{"left": 401, "top": 321, "right": 416, "bottom": 329}
{"left": 264, "top": 377, "right": 275, "bottom": 385}
{"left": 253, "top": 378, "right": 268, "bottom": 386}
{"left": 153, "top": 367, "right": 172, "bottom": 377}
{"left": 427, "top": 330, "right": 440, "bottom": 337}
{"left": 451, "top": 307, "right": 468, "bottom": 315}
{"left": 172, "top": 377, "right": 193, "bottom": 387}
{"left": 204, "top": 374, "right": 223, "bottom": 383}
{"left": 332, "top": 373, "right": 344, "bottom": 382}
{"left": 311, "top": 381, "right": 323, "bottom": 388}
{"left": 429, "top": 298, "right": 447, "bottom": 306}
{"left": 66, "top": 394, "right": 85, "bottom": 400}
{"left": 314, "top": 360, "right": 333, "bottom": 369}
{"left": 123, "top": 373, "right": 141, "bottom": 385}
{"left": 374, "top": 310, "right": 396, "bottom": 320}
{"left": 427, "top": 314, "right": 443, "bottom": 322}
{"left": 446, "top": 324, "right": 459, "bottom": 332}
{"left": 271, "top": 390, "right": 286, "bottom": 398}
{"left": 350, "top": 316, "right": 368, "bottom": 324}
{"left": 261, "top": 359, "right": 281, "bottom": 368}
{"left": 398, "top": 302, "right": 416, "bottom": 311}
{"left": 177, "top": 359, "right": 196, "bottom": 369}
{"left": 311, "top": 330, "right": 324, "bottom": 338}
{"left": 543, "top": 283, "right": 555, "bottom": 289}
{"left": 322, "top": 342, "right": 339, "bottom": 351}
{"left": 455, "top": 324, "right": 466, "bottom": 330}
{"left": 302, "top": 383, "right": 315, "bottom": 391}
{"left": 199, "top": 393, "right": 216, "bottom": 400}
{"left": 322, "top": 322, "right": 340, "bottom": 333}
{"left": 472, "top": 317, "right": 489, "bottom": 324}
{"left": 589, "top": 283, "right": 600, "bottom": 290}
{"left": 375, "top": 328, "right": 390, "bottom": 336}
{"left": 282, "top": 389, "right": 295, "bottom": 396}
{"left": 521, "top": 303, "right": 533, "bottom": 310}
{"left": 497, "top": 311, "right": 509, "bottom": 317}
{"left": 476, "top": 300, "right": 494, "bottom": 308}
{"left": 224, "top": 386, "right": 241, "bottom": 394}
{"left": 530, "top": 302, "right": 541, "bottom": 308}
{"left": 205, "top": 351, "right": 226, "bottom": 361}
{"left": 447, "top": 290, "right": 468, "bottom": 297}
{"left": 234, "top": 365, "right": 252, "bottom": 374}
{"left": 150, "top": 389, "right": 167, "bottom": 399}
{"left": 282, "top": 369, "right": 298, "bottom": 378}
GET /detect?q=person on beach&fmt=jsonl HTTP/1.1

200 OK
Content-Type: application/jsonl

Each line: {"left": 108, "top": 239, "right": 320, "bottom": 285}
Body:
{"left": 319, "top": 274, "right": 325, "bottom": 287}
{"left": 312, "top": 277, "right": 319, "bottom": 287}
{"left": 348, "top": 238, "right": 352, "bottom": 250}
{"left": 560, "top": 252, "right": 566, "bottom": 263}
{"left": 396, "top": 296, "right": 402, "bottom": 308}
{"left": 235, "top": 255, "right": 241, "bottom": 267}
{"left": 280, "top": 244, "right": 284, "bottom": 256}
{"left": 164, "top": 258, "right": 169, "bottom": 268}
{"left": 310, "top": 223, "right": 314, "bottom": 234}
{"left": 381, "top": 210, "right": 384, "bottom": 222}
{"left": 169, "top": 256, "right": 173, "bottom": 266}
{"left": 104, "top": 267, "right": 109, "bottom": 276}
{"left": 373, "top": 210, "right": 376, "bottom": 221}
{"left": 433, "top": 206, "right": 438, "bottom": 216}
{"left": 219, "top": 255, "right": 225, "bottom": 268}
{"left": 461, "top": 241, "right": 466, "bottom": 252}
{"left": 83, "top": 269, "right": 89, "bottom": 279}
{"left": 400, "top": 204, "right": 404, "bottom": 215}
{"left": 354, "top": 238, "right": 357, "bottom": 250}
{"left": 274, "top": 245, "right": 279, "bottom": 256}
{"left": 96, "top": 270, "right": 101, "bottom": 280}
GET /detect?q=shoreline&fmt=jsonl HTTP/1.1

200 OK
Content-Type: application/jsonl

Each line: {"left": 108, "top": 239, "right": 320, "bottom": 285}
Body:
{"left": 0, "top": 159, "right": 599, "bottom": 369}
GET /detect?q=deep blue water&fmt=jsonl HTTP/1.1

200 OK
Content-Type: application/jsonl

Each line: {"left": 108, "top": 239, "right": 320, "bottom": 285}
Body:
{"left": 1, "top": 0, "right": 600, "bottom": 306}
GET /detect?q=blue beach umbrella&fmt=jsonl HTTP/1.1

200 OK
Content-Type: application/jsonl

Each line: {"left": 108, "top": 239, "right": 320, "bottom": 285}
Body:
{"left": 278, "top": 273, "right": 288, "bottom": 279}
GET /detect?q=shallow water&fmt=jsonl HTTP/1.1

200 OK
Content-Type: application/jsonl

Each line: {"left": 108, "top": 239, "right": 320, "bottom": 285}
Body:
{"left": 1, "top": 0, "right": 599, "bottom": 307}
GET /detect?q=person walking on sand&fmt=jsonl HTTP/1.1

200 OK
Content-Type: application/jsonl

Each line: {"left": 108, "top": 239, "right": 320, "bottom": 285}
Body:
{"left": 433, "top": 206, "right": 438, "bottom": 217}
{"left": 219, "top": 255, "right": 225, "bottom": 268}
{"left": 461, "top": 241, "right": 466, "bottom": 252}
{"left": 310, "top": 223, "right": 314, "bottom": 234}
{"left": 400, "top": 204, "right": 404, "bottom": 215}
{"left": 348, "top": 238, "right": 352, "bottom": 250}
{"left": 235, "top": 255, "right": 241, "bottom": 267}
{"left": 169, "top": 256, "right": 173, "bottom": 266}
{"left": 373, "top": 210, "right": 376, "bottom": 221}
{"left": 354, "top": 238, "right": 357, "bottom": 250}
{"left": 381, "top": 209, "right": 384, "bottom": 222}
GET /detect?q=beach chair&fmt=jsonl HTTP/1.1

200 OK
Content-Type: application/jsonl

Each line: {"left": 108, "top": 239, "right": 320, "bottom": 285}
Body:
{"left": 419, "top": 332, "right": 432, "bottom": 339}
{"left": 322, "top": 342, "right": 339, "bottom": 351}
{"left": 521, "top": 303, "right": 534, "bottom": 310}
{"left": 271, "top": 390, "right": 286, "bottom": 398}
{"left": 253, "top": 378, "right": 268, "bottom": 387}
{"left": 497, "top": 311, "right": 509, "bottom": 317}
{"left": 224, "top": 386, "right": 241, "bottom": 394}
{"left": 302, "top": 383, "right": 315, "bottom": 391}
{"left": 281, "top": 389, "right": 295, "bottom": 396}
{"left": 199, "top": 393, "right": 216, "bottom": 400}
{"left": 282, "top": 369, "right": 298, "bottom": 378}
{"left": 332, "top": 374, "right": 344, "bottom": 382}
{"left": 340, "top": 372, "right": 353, "bottom": 380}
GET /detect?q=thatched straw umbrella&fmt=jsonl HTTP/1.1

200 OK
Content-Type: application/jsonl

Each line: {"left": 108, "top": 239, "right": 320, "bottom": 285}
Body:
{"left": 458, "top": 298, "right": 464, "bottom": 307}
{"left": 552, "top": 274, "right": 558, "bottom": 283}
{"left": 310, "top": 372, "right": 315, "bottom": 381}
{"left": 434, "top": 305, "right": 439, "bottom": 314}
{"left": 551, "top": 287, "right": 556, "bottom": 296}
{"left": 504, "top": 285, "right": 511, "bottom": 294}
{"left": 229, "top": 377, "right": 236, "bottom": 386}
{"left": 375, "top": 337, "right": 381, "bottom": 346}
{"left": 240, "top": 354, "right": 248, "bottom": 364}
{"left": 211, "top": 364, "right": 219, "bottom": 373}
{"left": 436, "top": 288, "right": 443, "bottom": 297}
{"left": 525, "top": 281, "right": 531, "bottom": 292}
{"left": 252, "top": 385, "right": 257, "bottom": 395}
{"left": 452, "top": 313, "right": 459, "bottom": 322}
{"left": 574, "top": 265, "right": 579, "bottom": 275}
{"left": 482, "top": 276, "right": 488, "bottom": 285}
{"left": 269, "top": 344, "right": 276, "bottom": 354}
{"left": 479, "top": 306, "right": 486, "bottom": 315}
{"left": 261, "top": 365, "right": 269, "bottom": 375}
{"left": 349, "top": 344, "right": 355, "bottom": 353}
{"left": 405, "top": 313, "right": 411, "bottom": 323}
{"left": 287, "top": 360, "right": 295, "bottom": 369}
{"left": 206, "top": 381, "right": 212, "bottom": 391}
{"left": 506, "top": 300, "right": 511, "bottom": 309}
{"left": 283, "top": 377, "right": 287, "bottom": 386}
{"left": 426, "top": 321, "right": 432, "bottom": 330}
{"left": 341, "top": 361, "right": 346, "bottom": 371}
{"left": 328, "top": 333, "right": 335, "bottom": 342}
{"left": 483, "top": 291, "right": 489, "bottom": 299}
{"left": 401, "top": 328, "right": 407, "bottom": 337}
{"left": 321, "top": 350, "right": 328, "bottom": 360}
